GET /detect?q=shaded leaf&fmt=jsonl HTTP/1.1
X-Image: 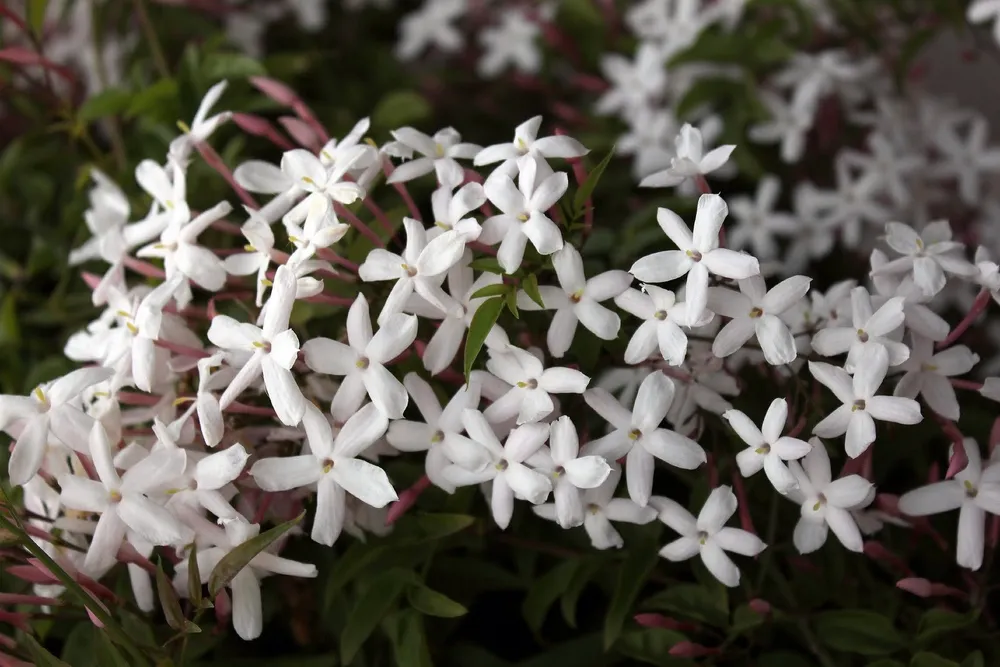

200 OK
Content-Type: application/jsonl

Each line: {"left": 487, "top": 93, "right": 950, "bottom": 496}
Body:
{"left": 78, "top": 88, "right": 132, "bottom": 121}
{"left": 340, "top": 569, "right": 411, "bottom": 664}
{"left": 917, "top": 609, "right": 979, "bottom": 644}
{"left": 415, "top": 513, "right": 476, "bottom": 540}
{"left": 407, "top": 583, "right": 467, "bottom": 618}
{"left": 156, "top": 561, "right": 195, "bottom": 633}
{"left": 573, "top": 146, "right": 616, "bottom": 216}
{"left": 20, "top": 632, "right": 71, "bottom": 667}
{"left": 616, "top": 628, "right": 687, "bottom": 666}
{"left": 604, "top": 546, "right": 658, "bottom": 649}
{"left": 911, "top": 654, "right": 960, "bottom": 667}
{"left": 813, "top": 609, "right": 904, "bottom": 656}
{"left": 642, "top": 583, "right": 729, "bottom": 628}
{"left": 469, "top": 284, "right": 509, "bottom": 300}
{"left": 522, "top": 559, "right": 581, "bottom": 633}
{"left": 202, "top": 53, "right": 266, "bottom": 80}
{"left": 464, "top": 296, "right": 504, "bottom": 379}
{"left": 208, "top": 512, "right": 304, "bottom": 597}
{"left": 372, "top": 91, "right": 432, "bottom": 131}
{"left": 521, "top": 273, "right": 545, "bottom": 309}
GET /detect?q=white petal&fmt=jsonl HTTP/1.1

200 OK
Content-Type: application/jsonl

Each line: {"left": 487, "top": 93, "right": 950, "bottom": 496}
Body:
{"left": 957, "top": 503, "right": 986, "bottom": 570}
{"left": 231, "top": 569, "right": 263, "bottom": 640}
{"left": 250, "top": 455, "right": 322, "bottom": 491}
{"left": 761, "top": 399, "right": 788, "bottom": 443}
{"left": 118, "top": 495, "right": 192, "bottom": 545}
{"left": 825, "top": 506, "right": 863, "bottom": 552}
{"left": 195, "top": 445, "right": 249, "bottom": 490}
{"left": 898, "top": 481, "right": 964, "bottom": 516}
{"left": 865, "top": 396, "right": 922, "bottom": 425}
{"left": 793, "top": 517, "right": 828, "bottom": 554}
{"left": 824, "top": 475, "right": 874, "bottom": 508}
{"left": 756, "top": 315, "right": 797, "bottom": 365}
{"left": 562, "top": 456, "right": 612, "bottom": 489}
{"left": 538, "top": 367, "right": 590, "bottom": 394}
{"left": 697, "top": 485, "right": 738, "bottom": 534}
{"left": 659, "top": 536, "right": 699, "bottom": 561}
{"left": 700, "top": 541, "right": 741, "bottom": 587}
{"left": 331, "top": 458, "right": 397, "bottom": 508}
{"left": 363, "top": 363, "right": 409, "bottom": 419}
{"left": 845, "top": 411, "right": 876, "bottom": 458}
{"left": 312, "top": 476, "right": 346, "bottom": 546}
{"left": 714, "top": 527, "right": 766, "bottom": 556}
{"left": 334, "top": 403, "right": 389, "bottom": 459}
{"left": 626, "top": 445, "right": 654, "bottom": 507}
{"left": 261, "top": 357, "right": 306, "bottom": 427}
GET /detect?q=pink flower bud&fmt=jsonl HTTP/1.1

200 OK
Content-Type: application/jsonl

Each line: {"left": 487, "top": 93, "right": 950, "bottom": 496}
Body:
{"left": 669, "top": 641, "right": 719, "bottom": 658}
{"left": 250, "top": 76, "right": 299, "bottom": 106}
{"left": 863, "top": 541, "right": 911, "bottom": 575}
{"left": 633, "top": 613, "right": 698, "bottom": 632}
{"left": 279, "top": 116, "right": 320, "bottom": 151}
{"left": 896, "top": 577, "right": 932, "bottom": 597}
{"left": 748, "top": 599, "right": 771, "bottom": 615}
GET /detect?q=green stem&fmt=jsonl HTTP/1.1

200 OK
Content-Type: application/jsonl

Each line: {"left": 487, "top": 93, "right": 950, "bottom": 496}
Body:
{"left": 132, "top": 0, "right": 170, "bottom": 79}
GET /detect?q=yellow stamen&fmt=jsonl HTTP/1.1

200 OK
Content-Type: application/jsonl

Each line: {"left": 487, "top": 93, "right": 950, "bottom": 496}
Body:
{"left": 176, "top": 120, "right": 192, "bottom": 134}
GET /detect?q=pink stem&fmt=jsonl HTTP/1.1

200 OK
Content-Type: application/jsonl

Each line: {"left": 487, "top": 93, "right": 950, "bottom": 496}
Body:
{"left": 334, "top": 203, "right": 384, "bottom": 247}
{"left": 117, "top": 391, "right": 163, "bottom": 406}
{"left": 938, "top": 289, "right": 991, "bottom": 349}
{"left": 116, "top": 542, "right": 157, "bottom": 574}
{"left": 382, "top": 159, "right": 423, "bottom": 222}
{"left": 231, "top": 112, "right": 294, "bottom": 151}
{"left": 0, "top": 593, "right": 63, "bottom": 606}
{"left": 292, "top": 100, "right": 330, "bottom": 145}
{"left": 303, "top": 294, "right": 355, "bottom": 307}
{"left": 386, "top": 476, "right": 432, "bottom": 525}
{"left": 154, "top": 339, "right": 210, "bottom": 359}
{"left": 196, "top": 143, "right": 259, "bottom": 210}
{"left": 225, "top": 402, "right": 278, "bottom": 417}
{"left": 315, "top": 248, "right": 359, "bottom": 274}
{"left": 122, "top": 256, "right": 166, "bottom": 279}
{"left": 950, "top": 378, "right": 983, "bottom": 391}
{"left": 731, "top": 472, "right": 756, "bottom": 536}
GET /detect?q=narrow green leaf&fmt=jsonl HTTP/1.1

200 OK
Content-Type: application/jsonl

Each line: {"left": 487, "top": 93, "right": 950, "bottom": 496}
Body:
{"left": 187, "top": 544, "right": 205, "bottom": 609}
{"left": 463, "top": 296, "right": 504, "bottom": 379}
{"left": 28, "top": 0, "right": 49, "bottom": 38}
{"left": 917, "top": 608, "right": 979, "bottom": 644}
{"left": 523, "top": 560, "right": 581, "bottom": 633}
{"left": 469, "top": 284, "right": 509, "bottom": 300}
{"left": 372, "top": 91, "right": 432, "bottom": 131}
{"left": 813, "top": 609, "right": 904, "bottom": 656}
{"left": 202, "top": 53, "right": 266, "bottom": 80}
{"left": 0, "top": 292, "right": 20, "bottom": 345}
{"left": 19, "top": 633, "right": 71, "bottom": 667}
{"left": 340, "top": 569, "right": 410, "bottom": 664}
{"left": 521, "top": 274, "right": 545, "bottom": 309}
{"left": 126, "top": 77, "right": 179, "bottom": 119}
{"left": 617, "top": 628, "right": 687, "bottom": 666}
{"left": 572, "top": 145, "right": 616, "bottom": 216}
{"left": 383, "top": 610, "right": 433, "bottom": 667}
{"left": 962, "top": 650, "right": 985, "bottom": 667}
{"left": 561, "top": 558, "right": 602, "bottom": 629}
{"left": 469, "top": 257, "right": 505, "bottom": 274}
{"left": 911, "top": 653, "right": 960, "bottom": 667}
{"left": 323, "top": 542, "right": 386, "bottom": 614}
{"left": 505, "top": 289, "right": 519, "bottom": 318}
{"left": 407, "top": 583, "right": 467, "bottom": 618}
{"left": 77, "top": 88, "right": 132, "bottom": 121}
{"left": 208, "top": 512, "right": 304, "bottom": 597}
{"left": 415, "top": 513, "right": 475, "bottom": 539}
{"left": 642, "top": 583, "right": 729, "bottom": 627}
{"left": 604, "top": 546, "right": 658, "bottom": 650}
{"left": 156, "top": 561, "right": 191, "bottom": 632}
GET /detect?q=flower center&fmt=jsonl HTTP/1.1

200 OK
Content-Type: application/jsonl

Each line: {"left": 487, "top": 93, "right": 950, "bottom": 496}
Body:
{"left": 33, "top": 387, "right": 50, "bottom": 410}
{"left": 921, "top": 363, "right": 938, "bottom": 372}
{"left": 685, "top": 249, "right": 703, "bottom": 262}
{"left": 553, "top": 466, "right": 565, "bottom": 478}
{"left": 356, "top": 357, "right": 370, "bottom": 370}
{"left": 964, "top": 479, "right": 978, "bottom": 498}
{"left": 322, "top": 458, "right": 334, "bottom": 473}
{"left": 697, "top": 530, "right": 709, "bottom": 545}
{"left": 749, "top": 306, "right": 764, "bottom": 319}
{"left": 495, "top": 459, "right": 509, "bottom": 471}
{"left": 252, "top": 340, "right": 272, "bottom": 353}
{"left": 516, "top": 137, "right": 528, "bottom": 152}
{"left": 401, "top": 263, "right": 418, "bottom": 277}
{"left": 569, "top": 291, "right": 583, "bottom": 304}
{"left": 812, "top": 494, "right": 827, "bottom": 511}
{"left": 434, "top": 221, "right": 451, "bottom": 230}
{"left": 431, "top": 430, "right": 445, "bottom": 444}
{"left": 517, "top": 213, "right": 529, "bottom": 222}
{"left": 915, "top": 238, "right": 924, "bottom": 251}
{"left": 852, "top": 399, "right": 866, "bottom": 411}
{"left": 856, "top": 329, "right": 869, "bottom": 343}
{"left": 516, "top": 378, "right": 539, "bottom": 389}
{"left": 109, "top": 490, "right": 122, "bottom": 502}
{"left": 628, "top": 428, "right": 642, "bottom": 441}
{"left": 754, "top": 444, "right": 771, "bottom": 455}
{"left": 434, "top": 143, "right": 445, "bottom": 158}
{"left": 587, "top": 503, "right": 601, "bottom": 514}
{"left": 654, "top": 310, "right": 667, "bottom": 321}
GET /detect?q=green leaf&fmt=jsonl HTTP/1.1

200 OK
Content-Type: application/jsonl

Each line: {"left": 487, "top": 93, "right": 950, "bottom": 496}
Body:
{"left": 911, "top": 654, "right": 960, "bottom": 667}
{"left": 867, "top": 660, "right": 906, "bottom": 667}
{"left": 469, "top": 257, "right": 505, "bottom": 274}
{"left": 77, "top": 88, "right": 132, "bottom": 121}
{"left": 156, "top": 560, "right": 196, "bottom": 633}
{"left": 407, "top": 583, "right": 467, "bottom": 617}
{"left": 469, "top": 284, "right": 509, "bottom": 300}
{"left": 202, "top": 53, "right": 266, "bottom": 80}
{"left": 372, "top": 91, "right": 432, "bottom": 131}
{"left": 561, "top": 557, "right": 602, "bottom": 628}
{"left": 28, "top": 0, "right": 49, "bottom": 38}
{"left": 813, "top": 609, "right": 904, "bottom": 656}
{"left": 522, "top": 559, "right": 582, "bottom": 633}
{"left": 505, "top": 288, "right": 519, "bottom": 318}
{"left": 0, "top": 292, "right": 20, "bottom": 345}
{"left": 962, "top": 651, "right": 985, "bottom": 667}
{"left": 126, "top": 78, "right": 178, "bottom": 118}
{"left": 20, "top": 633, "right": 71, "bottom": 667}
{"left": 917, "top": 608, "right": 979, "bottom": 644}
{"left": 572, "top": 145, "right": 616, "bottom": 216}
{"left": 188, "top": 543, "right": 206, "bottom": 609}
{"left": 642, "top": 583, "right": 729, "bottom": 628}
{"left": 415, "top": 512, "right": 475, "bottom": 540}
{"left": 520, "top": 632, "right": 606, "bottom": 667}
{"left": 340, "top": 569, "right": 410, "bottom": 664}
{"left": 521, "top": 274, "right": 545, "bottom": 308}
{"left": 729, "top": 603, "right": 765, "bottom": 637}
{"left": 616, "top": 629, "right": 688, "bottom": 666}
{"left": 757, "top": 651, "right": 813, "bottom": 667}
{"left": 604, "top": 546, "right": 658, "bottom": 650}
{"left": 383, "top": 610, "right": 433, "bottom": 667}
{"left": 208, "top": 512, "right": 304, "bottom": 597}
{"left": 463, "top": 296, "right": 504, "bottom": 379}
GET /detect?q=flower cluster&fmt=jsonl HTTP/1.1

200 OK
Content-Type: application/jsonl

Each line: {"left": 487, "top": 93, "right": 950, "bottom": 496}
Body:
{"left": 5, "top": 1, "right": 1000, "bottom": 648}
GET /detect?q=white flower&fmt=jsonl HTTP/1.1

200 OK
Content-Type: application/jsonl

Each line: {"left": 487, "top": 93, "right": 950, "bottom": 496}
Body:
{"left": 477, "top": 8, "right": 544, "bottom": 78}
{"left": 396, "top": 0, "right": 467, "bottom": 61}
{"left": 796, "top": 159, "right": 890, "bottom": 250}
{"left": 583, "top": 372, "right": 705, "bottom": 506}
{"left": 386, "top": 375, "right": 482, "bottom": 493}
{"left": 786, "top": 439, "right": 875, "bottom": 554}
{"left": 811, "top": 286, "right": 909, "bottom": 372}
{"left": 406, "top": 265, "right": 509, "bottom": 376}
{"left": 869, "top": 249, "right": 950, "bottom": 343}
{"left": 442, "top": 410, "right": 552, "bottom": 529}
{"left": 898, "top": 438, "right": 1000, "bottom": 570}
{"left": 281, "top": 145, "right": 369, "bottom": 212}
{"left": 726, "top": 176, "right": 798, "bottom": 260}
{"left": 208, "top": 264, "right": 306, "bottom": 426}
{"left": 707, "top": 274, "right": 811, "bottom": 365}
{"left": 639, "top": 124, "right": 736, "bottom": 188}
{"left": 747, "top": 90, "right": 813, "bottom": 163}
{"left": 137, "top": 201, "right": 232, "bottom": 299}
{"left": 386, "top": 126, "right": 481, "bottom": 188}
{"left": 595, "top": 43, "right": 667, "bottom": 117}
{"left": 359, "top": 217, "right": 465, "bottom": 325}
{"left": 655, "top": 486, "right": 766, "bottom": 587}
{"left": 474, "top": 116, "right": 588, "bottom": 177}
{"left": 224, "top": 211, "right": 275, "bottom": 307}
{"left": 302, "top": 293, "right": 417, "bottom": 420}
{"left": 630, "top": 195, "right": 761, "bottom": 320}
{"left": 59, "top": 423, "right": 192, "bottom": 577}
{"left": 193, "top": 353, "right": 227, "bottom": 448}
{"left": 873, "top": 221, "right": 977, "bottom": 298}
{"left": 894, "top": 335, "right": 979, "bottom": 421}
{"left": 251, "top": 402, "right": 397, "bottom": 546}
{"left": 533, "top": 464, "right": 656, "bottom": 548}
{"left": 0, "top": 366, "right": 112, "bottom": 486}
{"left": 158, "top": 421, "right": 249, "bottom": 521}
{"left": 614, "top": 285, "right": 709, "bottom": 365}
{"left": 169, "top": 80, "right": 232, "bottom": 164}
{"left": 285, "top": 195, "right": 350, "bottom": 267}
{"left": 483, "top": 345, "right": 590, "bottom": 424}
{"left": 809, "top": 345, "right": 922, "bottom": 458}
{"left": 969, "top": 0, "right": 1000, "bottom": 46}
{"left": 135, "top": 159, "right": 189, "bottom": 224}
{"left": 839, "top": 131, "right": 924, "bottom": 206}
{"left": 479, "top": 154, "right": 567, "bottom": 273}
{"left": 428, "top": 181, "right": 486, "bottom": 243}
{"left": 176, "top": 517, "right": 317, "bottom": 640}
{"left": 932, "top": 115, "right": 1000, "bottom": 205}
{"left": 518, "top": 243, "right": 632, "bottom": 358}
{"left": 724, "top": 398, "right": 812, "bottom": 493}
{"left": 526, "top": 416, "right": 612, "bottom": 528}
